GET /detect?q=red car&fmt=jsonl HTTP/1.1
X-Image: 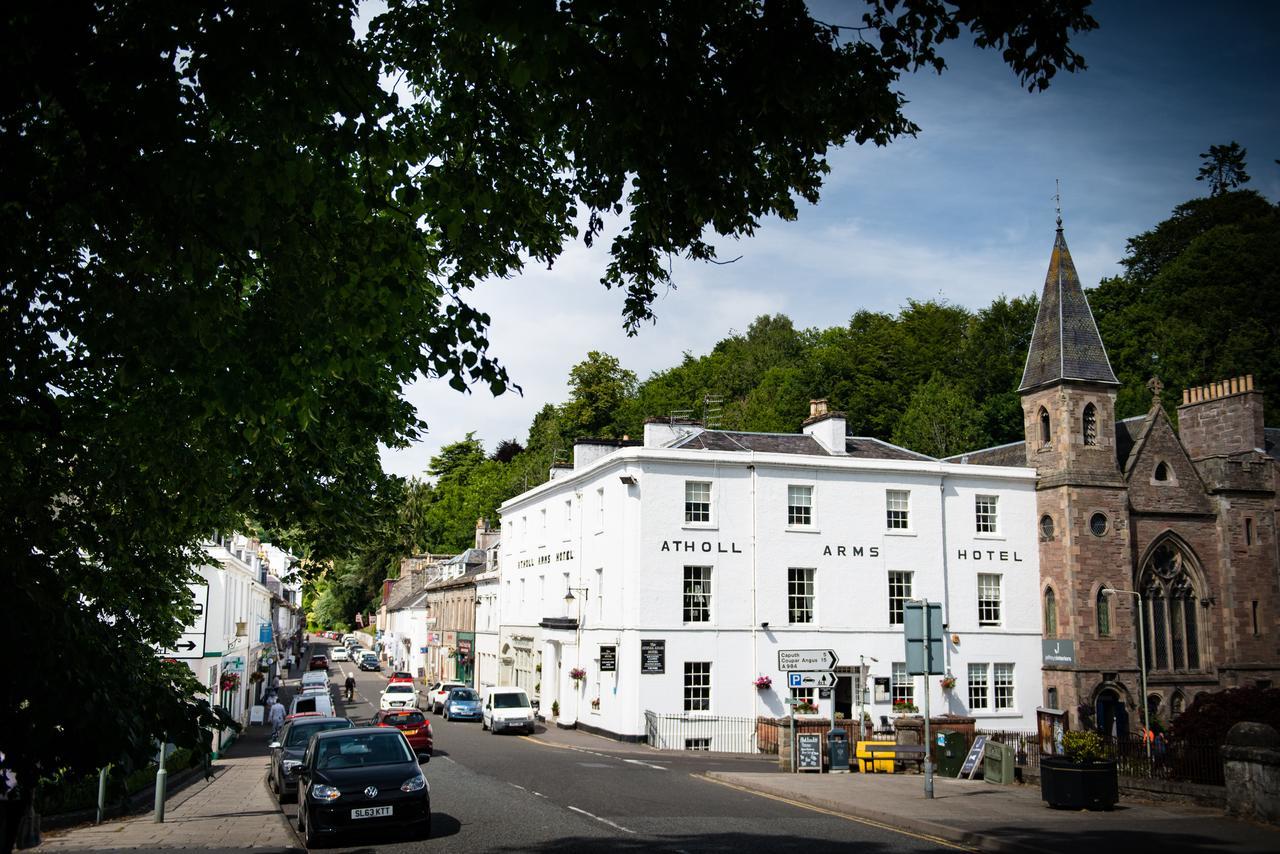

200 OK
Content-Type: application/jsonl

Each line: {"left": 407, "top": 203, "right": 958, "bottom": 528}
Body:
{"left": 373, "top": 708, "right": 433, "bottom": 754}
{"left": 387, "top": 671, "right": 415, "bottom": 685}
{"left": 309, "top": 654, "right": 328, "bottom": 672}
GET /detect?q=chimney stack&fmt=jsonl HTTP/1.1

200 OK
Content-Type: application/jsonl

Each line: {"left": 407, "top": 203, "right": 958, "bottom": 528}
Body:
{"left": 1177, "top": 374, "right": 1265, "bottom": 460}
{"left": 802, "top": 397, "right": 846, "bottom": 455}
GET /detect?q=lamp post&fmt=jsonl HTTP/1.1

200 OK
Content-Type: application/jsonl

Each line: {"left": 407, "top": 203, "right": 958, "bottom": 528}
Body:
{"left": 1103, "top": 588, "right": 1151, "bottom": 760}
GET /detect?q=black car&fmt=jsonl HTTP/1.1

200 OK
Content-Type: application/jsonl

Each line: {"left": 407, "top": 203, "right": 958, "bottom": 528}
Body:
{"left": 358, "top": 654, "right": 381, "bottom": 672}
{"left": 297, "top": 727, "right": 431, "bottom": 846}
{"left": 270, "top": 716, "right": 354, "bottom": 801}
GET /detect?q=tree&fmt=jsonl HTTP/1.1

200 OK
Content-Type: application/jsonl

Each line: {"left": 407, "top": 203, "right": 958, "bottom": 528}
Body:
{"left": 891, "top": 373, "right": 988, "bottom": 458}
{"left": 560, "top": 352, "right": 639, "bottom": 440}
{"left": 1, "top": 0, "right": 1096, "bottom": 795}
{"left": 1197, "top": 141, "right": 1251, "bottom": 196}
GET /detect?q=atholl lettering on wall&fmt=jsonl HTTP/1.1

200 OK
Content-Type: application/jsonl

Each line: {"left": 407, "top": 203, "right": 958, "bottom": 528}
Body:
{"left": 957, "top": 549, "right": 1023, "bottom": 562}
{"left": 660, "top": 540, "right": 743, "bottom": 554}
{"left": 822, "top": 545, "right": 880, "bottom": 558}
{"left": 516, "top": 549, "right": 575, "bottom": 569}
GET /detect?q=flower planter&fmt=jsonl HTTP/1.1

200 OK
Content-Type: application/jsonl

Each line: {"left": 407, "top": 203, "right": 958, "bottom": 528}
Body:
{"left": 1039, "top": 756, "right": 1119, "bottom": 810}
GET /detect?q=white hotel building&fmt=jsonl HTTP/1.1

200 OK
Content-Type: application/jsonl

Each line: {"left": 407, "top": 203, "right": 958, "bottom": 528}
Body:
{"left": 498, "top": 403, "right": 1044, "bottom": 743}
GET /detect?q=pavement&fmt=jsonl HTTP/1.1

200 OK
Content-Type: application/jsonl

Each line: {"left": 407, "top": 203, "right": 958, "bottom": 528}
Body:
{"left": 30, "top": 652, "right": 1280, "bottom": 853}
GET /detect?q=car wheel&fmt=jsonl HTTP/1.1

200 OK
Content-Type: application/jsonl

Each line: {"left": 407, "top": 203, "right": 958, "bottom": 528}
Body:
{"left": 302, "top": 806, "right": 322, "bottom": 849}
{"left": 481, "top": 718, "right": 488, "bottom": 731}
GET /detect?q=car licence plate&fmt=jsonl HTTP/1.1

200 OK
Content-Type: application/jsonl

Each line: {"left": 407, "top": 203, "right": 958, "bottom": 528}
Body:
{"left": 403, "top": 728, "right": 417, "bottom": 735}
{"left": 351, "top": 806, "right": 393, "bottom": 819}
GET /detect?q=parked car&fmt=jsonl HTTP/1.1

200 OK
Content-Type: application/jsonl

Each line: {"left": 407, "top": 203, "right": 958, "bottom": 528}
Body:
{"left": 270, "top": 716, "right": 354, "bottom": 801}
{"left": 358, "top": 652, "right": 381, "bottom": 672}
{"left": 309, "top": 654, "right": 329, "bottom": 672}
{"left": 373, "top": 709, "right": 433, "bottom": 754}
{"left": 426, "top": 681, "right": 466, "bottom": 715}
{"left": 300, "top": 671, "right": 329, "bottom": 693}
{"left": 290, "top": 692, "right": 336, "bottom": 718}
{"left": 387, "top": 671, "right": 414, "bottom": 685}
{"left": 380, "top": 683, "right": 418, "bottom": 711}
{"left": 296, "top": 727, "right": 431, "bottom": 847}
{"left": 482, "top": 686, "right": 535, "bottom": 734}
{"left": 442, "top": 688, "right": 482, "bottom": 722}
{"left": 331, "top": 647, "right": 350, "bottom": 662}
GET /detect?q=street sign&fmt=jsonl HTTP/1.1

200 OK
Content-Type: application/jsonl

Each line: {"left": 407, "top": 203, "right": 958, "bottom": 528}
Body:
{"left": 1042, "top": 638, "right": 1075, "bottom": 666}
{"left": 158, "top": 582, "right": 209, "bottom": 659}
{"left": 903, "top": 601, "right": 944, "bottom": 675}
{"left": 788, "top": 671, "right": 838, "bottom": 688}
{"left": 777, "top": 649, "right": 838, "bottom": 671}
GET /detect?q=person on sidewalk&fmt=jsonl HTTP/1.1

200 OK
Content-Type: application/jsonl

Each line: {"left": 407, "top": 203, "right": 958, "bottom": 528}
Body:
{"left": 267, "top": 697, "right": 286, "bottom": 741}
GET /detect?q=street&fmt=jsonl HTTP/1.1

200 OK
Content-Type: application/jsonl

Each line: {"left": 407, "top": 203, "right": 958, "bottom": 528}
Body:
{"left": 285, "top": 640, "right": 959, "bottom": 852}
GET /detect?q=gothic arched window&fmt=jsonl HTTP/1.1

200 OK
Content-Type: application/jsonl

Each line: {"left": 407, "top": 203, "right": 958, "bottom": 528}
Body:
{"left": 1154, "top": 462, "right": 1170, "bottom": 481}
{"left": 1140, "top": 541, "right": 1202, "bottom": 672}
{"left": 1044, "top": 587, "right": 1058, "bottom": 638}
{"left": 1097, "top": 587, "right": 1111, "bottom": 637}
{"left": 1039, "top": 407, "right": 1051, "bottom": 446}
{"left": 1083, "top": 403, "right": 1098, "bottom": 446}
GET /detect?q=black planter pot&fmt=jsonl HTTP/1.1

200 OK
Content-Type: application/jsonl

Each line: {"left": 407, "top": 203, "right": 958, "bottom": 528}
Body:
{"left": 1040, "top": 756, "right": 1119, "bottom": 810}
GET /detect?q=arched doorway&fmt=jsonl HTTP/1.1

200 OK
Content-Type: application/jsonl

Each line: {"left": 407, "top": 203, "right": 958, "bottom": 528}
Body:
{"left": 1094, "top": 687, "right": 1128, "bottom": 739}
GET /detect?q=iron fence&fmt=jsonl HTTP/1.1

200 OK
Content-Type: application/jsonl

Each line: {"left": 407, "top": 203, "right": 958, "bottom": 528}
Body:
{"left": 978, "top": 729, "right": 1224, "bottom": 787}
{"left": 643, "top": 711, "right": 759, "bottom": 753}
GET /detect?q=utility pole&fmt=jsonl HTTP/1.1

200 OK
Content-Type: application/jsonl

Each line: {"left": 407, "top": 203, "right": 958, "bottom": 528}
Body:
{"left": 1105, "top": 589, "right": 1151, "bottom": 760}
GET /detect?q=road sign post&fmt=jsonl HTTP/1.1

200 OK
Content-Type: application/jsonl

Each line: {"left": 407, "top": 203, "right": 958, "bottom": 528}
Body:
{"left": 904, "top": 600, "right": 943, "bottom": 799}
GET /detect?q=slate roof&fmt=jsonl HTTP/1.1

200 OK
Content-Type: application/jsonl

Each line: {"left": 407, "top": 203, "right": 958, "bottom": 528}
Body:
{"left": 1019, "top": 226, "right": 1119, "bottom": 391}
{"left": 944, "top": 440, "right": 1027, "bottom": 467}
{"left": 672, "top": 429, "right": 936, "bottom": 462}
{"left": 1115, "top": 414, "right": 1150, "bottom": 471}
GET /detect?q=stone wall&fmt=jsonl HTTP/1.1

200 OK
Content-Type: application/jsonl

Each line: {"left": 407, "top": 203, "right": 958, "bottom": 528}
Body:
{"left": 1222, "top": 722, "right": 1280, "bottom": 824}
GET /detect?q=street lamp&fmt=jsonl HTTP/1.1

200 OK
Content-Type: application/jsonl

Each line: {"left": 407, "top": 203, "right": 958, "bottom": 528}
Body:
{"left": 858, "top": 655, "right": 878, "bottom": 739}
{"left": 1103, "top": 588, "right": 1151, "bottom": 760}
{"left": 564, "top": 586, "right": 589, "bottom": 719}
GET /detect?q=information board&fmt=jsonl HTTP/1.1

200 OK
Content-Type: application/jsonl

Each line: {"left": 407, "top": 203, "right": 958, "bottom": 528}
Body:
{"left": 640, "top": 639, "right": 665, "bottom": 674}
{"left": 599, "top": 645, "right": 617, "bottom": 672}
{"left": 796, "top": 733, "right": 822, "bottom": 772}
{"left": 959, "top": 735, "right": 987, "bottom": 778}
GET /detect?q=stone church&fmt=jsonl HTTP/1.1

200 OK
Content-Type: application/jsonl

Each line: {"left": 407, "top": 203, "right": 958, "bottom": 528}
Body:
{"left": 950, "top": 220, "right": 1280, "bottom": 735}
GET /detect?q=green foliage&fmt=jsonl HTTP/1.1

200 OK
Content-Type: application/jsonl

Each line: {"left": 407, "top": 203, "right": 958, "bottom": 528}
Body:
{"left": 1062, "top": 730, "right": 1108, "bottom": 764}
{"left": 560, "top": 352, "right": 639, "bottom": 440}
{"left": 1172, "top": 687, "right": 1280, "bottom": 744}
{"left": 1197, "top": 142, "right": 1251, "bottom": 196}
{"left": 892, "top": 373, "right": 988, "bottom": 459}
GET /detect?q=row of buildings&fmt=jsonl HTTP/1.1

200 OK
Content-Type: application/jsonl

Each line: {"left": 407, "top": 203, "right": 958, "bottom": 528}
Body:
{"left": 378, "top": 223, "right": 1280, "bottom": 745}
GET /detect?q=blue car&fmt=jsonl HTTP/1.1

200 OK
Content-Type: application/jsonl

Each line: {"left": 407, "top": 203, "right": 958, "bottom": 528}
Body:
{"left": 443, "top": 687, "right": 483, "bottom": 721}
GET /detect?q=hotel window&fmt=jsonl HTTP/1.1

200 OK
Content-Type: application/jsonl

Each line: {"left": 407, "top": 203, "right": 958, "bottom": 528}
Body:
{"left": 685, "top": 481, "right": 712, "bottom": 524}
{"left": 565, "top": 499, "right": 573, "bottom": 526}
{"left": 683, "top": 566, "right": 711, "bottom": 623}
{"left": 596, "top": 568, "right": 604, "bottom": 621}
{"left": 540, "top": 508, "right": 546, "bottom": 530}
{"left": 790, "top": 687, "right": 815, "bottom": 709}
{"left": 978, "top": 573, "right": 1002, "bottom": 626}
{"left": 993, "top": 663, "right": 1015, "bottom": 709}
{"left": 684, "top": 662, "right": 711, "bottom": 712}
{"left": 975, "top": 494, "right": 999, "bottom": 534}
{"left": 788, "top": 567, "right": 815, "bottom": 624}
{"left": 891, "top": 662, "right": 913, "bottom": 706}
{"left": 888, "top": 571, "right": 912, "bottom": 625}
{"left": 596, "top": 487, "right": 605, "bottom": 531}
{"left": 886, "top": 490, "right": 910, "bottom": 530}
{"left": 787, "top": 485, "right": 813, "bottom": 527}
{"left": 967, "top": 663, "right": 988, "bottom": 710}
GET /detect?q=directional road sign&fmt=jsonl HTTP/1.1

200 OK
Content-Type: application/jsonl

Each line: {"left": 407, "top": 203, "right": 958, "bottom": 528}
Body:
{"left": 788, "top": 671, "right": 838, "bottom": 689}
{"left": 777, "top": 649, "right": 838, "bottom": 671}
{"left": 158, "top": 582, "right": 209, "bottom": 659}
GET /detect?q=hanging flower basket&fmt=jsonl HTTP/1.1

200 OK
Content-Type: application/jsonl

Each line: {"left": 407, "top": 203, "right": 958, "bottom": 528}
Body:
{"left": 753, "top": 675, "right": 772, "bottom": 690}
{"left": 249, "top": 671, "right": 265, "bottom": 684}
{"left": 795, "top": 699, "right": 819, "bottom": 714}
{"left": 569, "top": 667, "right": 587, "bottom": 682}
{"left": 892, "top": 700, "right": 919, "bottom": 715}
{"left": 220, "top": 672, "right": 241, "bottom": 692}
{"left": 940, "top": 675, "right": 956, "bottom": 691}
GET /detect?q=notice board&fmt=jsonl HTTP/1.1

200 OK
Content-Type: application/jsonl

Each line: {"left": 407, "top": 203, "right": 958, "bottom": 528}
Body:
{"left": 640, "top": 639, "right": 665, "bottom": 674}
{"left": 959, "top": 735, "right": 987, "bottom": 778}
{"left": 797, "top": 733, "right": 822, "bottom": 772}
{"left": 599, "top": 645, "right": 617, "bottom": 672}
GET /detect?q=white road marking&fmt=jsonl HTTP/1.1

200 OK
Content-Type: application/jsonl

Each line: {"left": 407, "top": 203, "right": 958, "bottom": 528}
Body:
{"left": 623, "top": 758, "right": 668, "bottom": 771}
{"left": 531, "top": 791, "right": 547, "bottom": 798}
{"left": 510, "top": 783, "right": 527, "bottom": 792}
{"left": 567, "top": 805, "right": 636, "bottom": 834}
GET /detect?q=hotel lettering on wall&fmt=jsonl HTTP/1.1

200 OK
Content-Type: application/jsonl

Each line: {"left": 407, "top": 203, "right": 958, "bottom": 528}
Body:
{"left": 659, "top": 540, "right": 743, "bottom": 554}
{"left": 956, "top": 548, "right": 1024, "bottom": 562}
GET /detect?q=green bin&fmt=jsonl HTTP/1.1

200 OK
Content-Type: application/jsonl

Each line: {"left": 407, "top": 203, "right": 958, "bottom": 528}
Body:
{"left": 934, "top": 730, "right": 966, "bottom": 777}
{"left": 984, "top": 740, "right": 1015, "bottom": 784}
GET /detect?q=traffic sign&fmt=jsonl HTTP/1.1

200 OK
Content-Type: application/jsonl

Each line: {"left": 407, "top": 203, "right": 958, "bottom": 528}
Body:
{"left": 777, "top": 649, "right": 838, "bottom": 671}
{"left": 904, "top": 600, "right": 944, "bottom": 675}
{"left": 788, "top": 671, "right": 838, "bottom": 688}
{"left": 158, "top": 582, "right": 209, "bottom": 659}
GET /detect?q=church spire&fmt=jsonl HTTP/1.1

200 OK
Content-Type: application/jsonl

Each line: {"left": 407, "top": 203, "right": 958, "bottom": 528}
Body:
{"left": 1018, "top": 220, "right": 1118, "bottom": 392}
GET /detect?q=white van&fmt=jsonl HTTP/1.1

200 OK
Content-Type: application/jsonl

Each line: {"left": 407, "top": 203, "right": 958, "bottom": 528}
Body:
{"left": 289, "top": 692, "right": 335, "bottom": 718}
{"left": 300, "top": 671, "right": 329, "bottom": 693}
{"left": 482, "top": 686, "right": 535, "bottom": 734}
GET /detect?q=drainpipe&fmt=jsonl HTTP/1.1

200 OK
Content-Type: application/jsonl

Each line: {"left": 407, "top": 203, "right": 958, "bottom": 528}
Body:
{"left": 749, "top": 460, "right": 759, "bottom": 717}
{"left": 938, "top": 479, "right": 953, "bottom": 708}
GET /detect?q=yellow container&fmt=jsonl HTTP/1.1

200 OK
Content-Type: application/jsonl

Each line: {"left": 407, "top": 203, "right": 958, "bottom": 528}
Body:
{"left": 856, "top": 740, "right": 897, "bottom": 773}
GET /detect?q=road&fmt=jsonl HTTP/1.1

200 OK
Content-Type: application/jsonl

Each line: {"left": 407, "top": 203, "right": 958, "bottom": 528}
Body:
{"left": 283, "top": 639, "right": 959, "bottom": 852}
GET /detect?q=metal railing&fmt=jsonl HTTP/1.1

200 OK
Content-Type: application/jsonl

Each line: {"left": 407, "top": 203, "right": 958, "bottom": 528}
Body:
{"left": 643, "top": 711, "right": 759, "bottom": 753}
{"left": 979, "top": 729, "right": 1224, "bottom": 787}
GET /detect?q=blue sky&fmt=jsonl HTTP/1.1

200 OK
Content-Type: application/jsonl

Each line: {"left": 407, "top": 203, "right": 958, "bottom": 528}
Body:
{"left": 379, "top": 1, "right": 1280, "bottom": 478}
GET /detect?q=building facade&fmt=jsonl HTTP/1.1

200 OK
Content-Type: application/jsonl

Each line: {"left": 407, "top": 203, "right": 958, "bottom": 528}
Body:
{"left": 499, "top": 408, "right": 1045, "bottom": 742}
{"left": 951, "top": 223, "right": 1280, "bottom": 734}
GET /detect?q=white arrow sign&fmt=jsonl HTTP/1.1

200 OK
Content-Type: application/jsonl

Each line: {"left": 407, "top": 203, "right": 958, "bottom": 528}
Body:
{"left": 778, "top": 649, "right": 839, "bottom": 671}
{"left": 788, "top": 671, "right": 838, "bottom": 688}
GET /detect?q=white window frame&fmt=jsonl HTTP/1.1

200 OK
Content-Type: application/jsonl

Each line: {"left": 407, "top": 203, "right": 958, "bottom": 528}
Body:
{"left": 787, "top": 484, "right": 814, "bottom": 528}
{"left": 978, "top": 573, "right": 1002, "bottom": 626}
{"left": 596, "top": 487, "right": 605, "bottom": 532}
{"left": 968, "top": 663, "right": 989, "bottom": 710}
{"left": 684, "top": 480, "right": 713, "bottom": 525}
{"left": 683, "top": 565, "right": 712, "bottom": 623}
{"left": 788, "top": 567, "right": 815, "bottom": 624}
{"left": 891, "top": 662, "right": 914, "bottom": 706}
{"left": 684, "top": 662, "right": 711, "bottom": 712}
{"left": 886, "top": 490, "right": 911, "bottom": 531}
{"left": 993, "top": 663, "right": 1015, "bottom": 710}
{"left": 975, "top": 494, "right": 999, "bottom": 535}
{"left": 888, "top": 571, "right": 913, "bottom": 626}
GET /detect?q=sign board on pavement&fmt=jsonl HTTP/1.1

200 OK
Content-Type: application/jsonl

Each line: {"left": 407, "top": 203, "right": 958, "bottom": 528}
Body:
{"left": 796, "top": 733, "right": 822, "bottom": 772}
{"left": 959, "top": 735, "right": 987, "bottom": 778}
{"left": 777, "top": 649, "right": 838, "bottom": 671}
{"left": 249, "top": 705, "right": 265, "bottom": 726}
{"left": 640, "top": 639, "right": 665, "bottom": 674}
{"left": 788, "top": 671, "right": 838, "bottom": 689}
{"left": 903, "top": 601, "right": 944, "bottom": 675}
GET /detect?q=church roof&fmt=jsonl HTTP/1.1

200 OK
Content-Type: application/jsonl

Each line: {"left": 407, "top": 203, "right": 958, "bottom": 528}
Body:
{"left": 1018, "top": 225, "right": 1118, "bottom": 391}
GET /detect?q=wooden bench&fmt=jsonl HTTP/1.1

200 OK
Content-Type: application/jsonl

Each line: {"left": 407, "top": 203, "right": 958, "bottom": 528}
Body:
{"left": 860, "top": 742, "right": 926, "bottom": 773}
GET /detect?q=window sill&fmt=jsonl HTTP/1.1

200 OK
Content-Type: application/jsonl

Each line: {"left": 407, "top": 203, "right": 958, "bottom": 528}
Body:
{"left": 973, "top": 533, "right": 1006, "bottom": 541}
{"left": 785, "top": 526, "right": 820, "bottom": 534}
{"left": 884, "top": 530, "right": 916, "bottom": 537}
{"left": 977, "top": 622, "right": 1002, "bottom": 628}
{"left": 681, "top": 523, "right": 718, "bottom": 532}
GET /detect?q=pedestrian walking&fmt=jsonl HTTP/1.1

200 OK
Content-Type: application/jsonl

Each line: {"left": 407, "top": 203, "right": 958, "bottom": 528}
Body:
{"left": 271, "top": 674, "right": 282, "bottom": 693}
{"left": 267, "top": 697, "right": 286, "bottom": 741}
{"left": 285, "top": 652, "right": 295, "bottom": 673}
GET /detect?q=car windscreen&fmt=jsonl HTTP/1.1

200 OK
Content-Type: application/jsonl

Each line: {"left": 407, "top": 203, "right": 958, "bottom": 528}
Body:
{"left": 492, "top": 692, "right": 530, "bottom": 709}
{"left": 316, "top": 733, "right": 413, "bottom": 769}
{"left": 286, "top": 720, "right": 351, "bottom": 748}
{"left": 386, "top": 684, "right": 414, "bottom": 694}
{"left": 383, "top": 711, "right": 426, "bottom": 726}
{"left": 449, "top": 690, "right": 479, "bottom": 701}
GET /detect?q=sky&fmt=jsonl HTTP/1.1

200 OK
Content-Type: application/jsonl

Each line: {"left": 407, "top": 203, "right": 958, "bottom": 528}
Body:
{"left": 378, "top": 1, "right": 1280, "bottom": 479}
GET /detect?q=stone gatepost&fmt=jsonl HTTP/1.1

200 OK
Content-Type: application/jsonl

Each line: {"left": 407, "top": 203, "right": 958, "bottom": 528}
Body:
{"left": 1222, "top": 721, "right": 1280, "bottom": 824}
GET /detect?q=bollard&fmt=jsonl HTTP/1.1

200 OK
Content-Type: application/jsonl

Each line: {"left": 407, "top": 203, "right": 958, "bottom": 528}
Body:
{"left": 96, "top": 766, "right": 108, "bottom": 824}
{"left": 154, "top": 738, "right": 168, "bottom": 822}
